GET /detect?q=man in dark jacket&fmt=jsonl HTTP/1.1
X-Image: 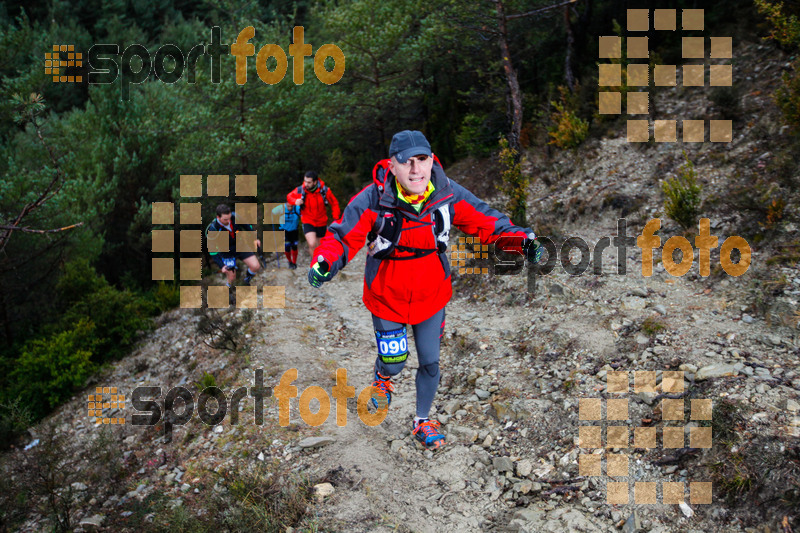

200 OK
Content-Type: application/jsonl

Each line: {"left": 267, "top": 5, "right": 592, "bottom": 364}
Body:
{"left": 206, "top": 204, "right": 262, "bottom": 287}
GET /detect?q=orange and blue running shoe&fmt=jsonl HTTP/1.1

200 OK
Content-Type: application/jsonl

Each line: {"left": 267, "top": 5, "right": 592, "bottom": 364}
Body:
{"left": 370, "top": 372, "right": 394, "bottom": 410}
{"left": 412, "top": 419, "right": 446, "bottom": 449}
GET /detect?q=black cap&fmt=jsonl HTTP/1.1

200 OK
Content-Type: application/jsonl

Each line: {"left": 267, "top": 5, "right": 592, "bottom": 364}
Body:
{"left": 389, "top": 130, "right": 432, "bottom": 163}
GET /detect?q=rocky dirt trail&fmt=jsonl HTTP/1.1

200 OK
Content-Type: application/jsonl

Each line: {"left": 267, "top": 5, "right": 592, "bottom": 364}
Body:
{"left": 9, "top": 39, "right": 800, "bottom": 533}
{"left": 12, "top": 154, "right": 800, "bottom": 532}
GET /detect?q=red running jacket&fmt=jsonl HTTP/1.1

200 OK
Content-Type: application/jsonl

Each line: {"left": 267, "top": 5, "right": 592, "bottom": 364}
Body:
{"left": 314, "top": 160, "right": 534, "bottom": 324}
{"left": 286, "top": 179, "right": 341, "bottom": 226}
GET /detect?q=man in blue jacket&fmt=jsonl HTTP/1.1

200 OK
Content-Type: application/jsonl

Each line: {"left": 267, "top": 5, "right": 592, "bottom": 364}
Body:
{"left": 272, "top": 201, "right": 301, "bottom": 269}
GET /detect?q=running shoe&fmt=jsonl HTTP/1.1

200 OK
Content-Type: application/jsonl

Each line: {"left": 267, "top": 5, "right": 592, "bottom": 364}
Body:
{"left": 370, "top": 371, "right": 394, "bottom": 410}
{"left": 412, "top": 419, "right": 446, "bottom": 449}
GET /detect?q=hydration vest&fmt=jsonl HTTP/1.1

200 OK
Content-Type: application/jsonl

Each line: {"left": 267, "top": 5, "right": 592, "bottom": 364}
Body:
{"left": 367, "top": 158, "right": 451, "bottom": 261}
{"left": 296, "top": 184, "right": 329, "bottom": 208}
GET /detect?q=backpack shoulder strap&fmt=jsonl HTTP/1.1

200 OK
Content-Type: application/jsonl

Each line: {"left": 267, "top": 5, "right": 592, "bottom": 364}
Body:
{"left": 432, "top": 204, "right": 451, "bottom": 254}
{"left": 372, "top": 159, "right": 392, "bottom": 193}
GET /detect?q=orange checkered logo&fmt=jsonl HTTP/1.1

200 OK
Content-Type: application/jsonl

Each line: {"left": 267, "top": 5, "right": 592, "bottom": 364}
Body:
{"left": 46, "top": 44, "right": 83, "bottom": 83}
{"left": 450, "top": 236, "right": 489, "bottom": 275}
{"left": 599, "top": 9, "right": 733, "bottom": 143}
{"left": 88, "top": 386, "right": 125, "bottom": 425}
{"left": 579, "top": 370, "right": 713, "bottom": 505}
{"left": 152, "top": 175, "right": 286, "bottom": 309}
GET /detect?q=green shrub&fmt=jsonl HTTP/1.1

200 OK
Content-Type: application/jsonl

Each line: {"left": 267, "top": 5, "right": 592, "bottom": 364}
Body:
{"left": 321, "top": 147, "right": 361, "bottom": 199}
{"left": 221, "top": 459, "right": 313, "bottom": 531}
{"left": 151, "top": 281, "right": 181, "bottom": 313}
{"left": 59, "top": 285, "right": 153, "bottom": 362}
{"left": 548, "top": 86, "right": 589, "bottom": 149}
{"left": 455, "top": 113, "right": 497, "bottom": 158}
{"left": 775, "top": 67, "right": 800, "bottom": 131}
{"left": 0, "top": 397, "right": 33, "bottom": 450}
{"left": 195, "top": 372, "right": 219, "bottom": 394}
{"left": 755, "top": 0, "right": 800, "bottom": 132}
{"left": 55, "top": 257, "right": 154, "bottom": 357}
{"left": 709, "top": 86, "right": 742, "bottom": 120}
{"left": 662, "top": 152, "right": 702, "bottom": 230}
{"left": 8, "top": 319, "right": 98, "bottom": 420}
{"left": 496, "top": 137, "right": 528, "bottom": 227}
{"left": 55, "top": 258, "right": 110, "bottom": 311}
{"left": 641, "top": 317, "right": 666, "bottom": 336}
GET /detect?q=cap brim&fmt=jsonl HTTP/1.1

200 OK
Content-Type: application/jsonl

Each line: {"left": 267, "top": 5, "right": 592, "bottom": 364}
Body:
{"left": 393, "top": 147, "right": 432, "bottom": 164}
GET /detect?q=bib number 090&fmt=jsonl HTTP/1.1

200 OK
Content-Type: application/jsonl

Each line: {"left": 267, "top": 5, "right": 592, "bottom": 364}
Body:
{"left": 379, "top": 338, "right": 407, "bottom": 355}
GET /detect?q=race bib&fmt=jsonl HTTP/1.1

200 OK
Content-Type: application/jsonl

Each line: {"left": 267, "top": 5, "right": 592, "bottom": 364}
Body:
{"left": 376, "top": 327, "right": 409, "bottom": 363}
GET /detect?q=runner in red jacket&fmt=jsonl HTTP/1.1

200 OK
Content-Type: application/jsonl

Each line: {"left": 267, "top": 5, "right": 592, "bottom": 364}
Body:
{"left": 308, "top": 130, "right": 542, "bottom": 449}
{"left": 286, "top": 171, "right": 341, "bottom": 253}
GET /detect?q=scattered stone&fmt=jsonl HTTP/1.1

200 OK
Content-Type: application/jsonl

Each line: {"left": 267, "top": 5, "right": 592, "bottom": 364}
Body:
{"left": 549, "top": 284, "right": 564, "bottom": 295}
{"left": 516, "top": 459, "right": 533, "bottom": 478}
{"left": 213, "top": 425, "right": 224, "bottom": 434}
{"left": 298, "top": 437, "right": 336, "bottom": 449}
{"left": 630, "top": 288, "right": 648, "bottom": 298}
{"left": 679, "top": 502, "right": 694, "bottom": 518}
{"left": 71, "top": 482, "right": 88, "bottom": 491}
{"left": 180, "top": 484, "right": 191, "bottom": 493}
{"left": 623, "top": 511, "right": 641, "bottom": 533}
{"left": 449, "top": 425, "right": 478, "bottom": 442}
{"left": 653, "top": 304, "right": 667, "bottom": 315}
{"left": 493, "top": 456, "right": 515, "bottom": 473}
{"left": 787, "top": 399, "right": 800, "bottom": 412}
{"left": 313, "top": 482, "right": 335, "bottom": 501}
{"left": 513, "top": 506, "right": 545, "bottom": 522}
{"left": 475, "top": 389, "right": 491, "bottom": 400}
{"left": 79, "top": 515, "right": 105, "bottom": 528}
{"left": 622, "top": 297, "right": 647, "bottom": 310}
{"left": 491, "top": 402, "right": 516, "bottom": 420}
{"left": 444, "top": 400, "right": 461, "bottom": 415}
{"left": 695, "top": 364, "right": 738, "bottom": 381}
{"left": 742, "top": 314, "right": 754, "bottom": 324}
{"left": 168, "top": 498, "right": 183, "bottom": 509}
{"left": 636, "top": 392, "right": 657, "bottom": 405}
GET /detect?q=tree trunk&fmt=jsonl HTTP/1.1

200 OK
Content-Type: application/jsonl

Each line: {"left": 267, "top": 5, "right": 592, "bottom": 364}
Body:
{"left": 0, "top": 286, "right": 10, "bottom": 347}
{"left": 239, "top": 86, "right": 249, "bottom": 175}
{"left": 564, "top": 5, "right": 576, "bottom": 91}
{"left": 495, "top": 0, "right": 523, "bottom": 155}
{"left": 574, "top": 0, "right": 592, "bottom": 66}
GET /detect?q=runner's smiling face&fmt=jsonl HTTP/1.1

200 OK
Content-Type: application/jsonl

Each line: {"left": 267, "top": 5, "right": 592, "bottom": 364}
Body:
{"left": 217, "top": 213, "right": 232, "bottom": 226}
{"left": 390, "top": 154, "right": 434, "bottom": 196}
